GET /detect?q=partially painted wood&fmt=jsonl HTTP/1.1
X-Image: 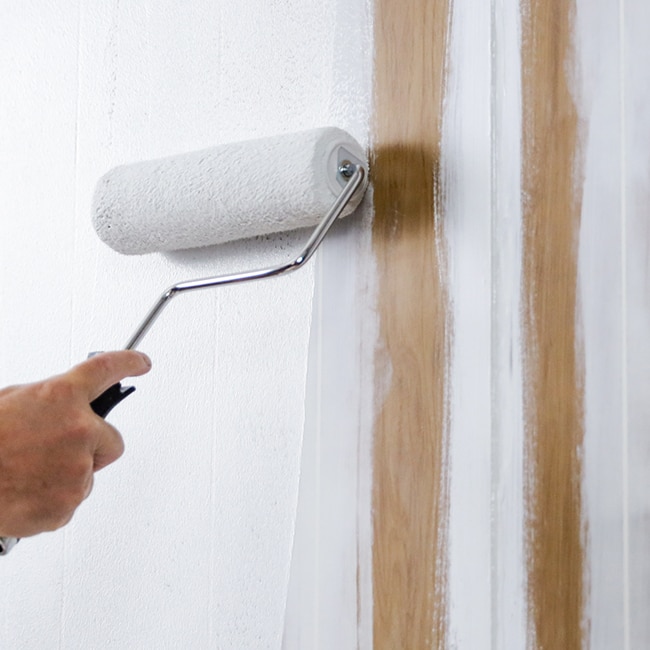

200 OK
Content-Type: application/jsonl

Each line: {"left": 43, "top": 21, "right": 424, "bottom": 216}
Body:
{"left": 520, "top": 0, "right": 586, "bottom": 647}
{"left": 371, "top": 0, "right": 451, "bottom": 647}
{"left": 370, "top": 0, "right": 650, "bottom": 648}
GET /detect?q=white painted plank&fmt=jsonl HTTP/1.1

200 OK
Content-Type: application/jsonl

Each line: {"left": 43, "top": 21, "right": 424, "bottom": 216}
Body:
{"left": 443, "top": 1, "right": 494, "bottom": 646}
{"left": 574, "top": 0, "right": 627, "bottom": 647}
{"left": 491, "top": 1, "right": 527, "bottom": 647}
{"left": 282, "top": 0, "right": 375, "bottom": 646}
{"left": 623, "top": 0, "right": 650, "bottom": 647}
{"left": 284, "top": 215, "right": 371, "bottom": 650}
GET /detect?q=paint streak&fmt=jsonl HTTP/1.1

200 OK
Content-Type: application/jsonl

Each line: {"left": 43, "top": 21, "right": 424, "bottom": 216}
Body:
{"left": 371, "top": 0, "right": 451, "bottom": 647}
{"left": 520, "top": 0, "right": 586, "bottom": 647}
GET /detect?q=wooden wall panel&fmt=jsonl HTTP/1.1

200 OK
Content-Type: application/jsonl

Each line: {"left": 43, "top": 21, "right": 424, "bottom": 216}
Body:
{"left": 371, "top": 0, "right": 451, "bottom": 648}
{"left": 520, "top": 0, "right": 586, "bottom": 647}
{"left": 370, "top": 0, "right": 650, "bottom": 648}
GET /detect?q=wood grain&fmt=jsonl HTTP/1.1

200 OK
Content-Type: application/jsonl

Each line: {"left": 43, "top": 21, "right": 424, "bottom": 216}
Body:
{"left": 520, "top": 0, "right": 586, "bottom": 647}
{"left": 371, "top": 0, "right": 451, "bottom": 647}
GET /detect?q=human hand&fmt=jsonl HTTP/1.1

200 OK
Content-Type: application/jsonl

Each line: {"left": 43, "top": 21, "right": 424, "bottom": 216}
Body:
{"left": 0, "top": 351, "right": 151, "bottom": 538}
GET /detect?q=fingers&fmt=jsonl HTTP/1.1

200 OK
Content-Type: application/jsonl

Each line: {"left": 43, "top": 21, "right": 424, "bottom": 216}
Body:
{"left": 92, "top": 420, "right": 125, "bottom": 472}
{"left": 67, "top": 350, "right": 152, "bottom": 401}
{"left": 57, "top": 350, "right": 150, "bottom": 473}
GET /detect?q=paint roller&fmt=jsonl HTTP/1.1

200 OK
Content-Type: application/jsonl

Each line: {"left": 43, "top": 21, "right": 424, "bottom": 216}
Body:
{"left": 0, "top": 128, "right": 367, "bottom": 556}
{"left": 89, "top": 126, "right": 368, "bottom": 416}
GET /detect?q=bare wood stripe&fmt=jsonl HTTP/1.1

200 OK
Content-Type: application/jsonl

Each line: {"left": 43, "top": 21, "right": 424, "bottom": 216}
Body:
{"left": 520, "top": 1, "right": 586, "bottom": 647}
{"left": 371, "top": 0, "right": 451, "bottom": 647}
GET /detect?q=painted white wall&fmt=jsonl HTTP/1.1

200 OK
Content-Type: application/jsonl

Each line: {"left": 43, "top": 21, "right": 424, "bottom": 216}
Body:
{"left": 0, "top": 1, "right": 373, "bottom": 648}
{"left": 578, "top": 0, "right": 650, "bottom": 647}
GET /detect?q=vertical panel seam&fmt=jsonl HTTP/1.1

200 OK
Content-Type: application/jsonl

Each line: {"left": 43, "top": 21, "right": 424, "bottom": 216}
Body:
{"left": 489, "top": 1, "right": 498, "bottom": 648}
{"left": 59, "top": 4, "right": 84, "bottom": 647}
{"left": 619, "top": 0, "right": 630, "bottom": 645}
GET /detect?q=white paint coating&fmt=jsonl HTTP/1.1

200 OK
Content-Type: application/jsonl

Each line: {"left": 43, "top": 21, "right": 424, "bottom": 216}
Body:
{"left": 282, "top": 1, "right": 375, "bottom": 647}
{"left": 443, "top": 0, "right": 494, "bottom": 646}
{"left": 490, "top": 1, "right": 527, "bottom": 647}
{"left": 0, "top": 1, "right": 373, "bottom": 648}
{"left": 574, "top": 0, "right": 650, "bottom": 647}
{"left": 575, "top": 1, "right": 626, "bottom": 646}
{"left": 622, "top": 1, "right": 650, "bottom": 646}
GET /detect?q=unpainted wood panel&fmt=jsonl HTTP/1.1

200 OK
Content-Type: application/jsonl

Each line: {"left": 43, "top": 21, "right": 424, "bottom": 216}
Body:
{"left": 372, "top": 0, "right": 451, "bottom": 647}
{"left": 520, "top": 0, "right": 586, "bottom": 647}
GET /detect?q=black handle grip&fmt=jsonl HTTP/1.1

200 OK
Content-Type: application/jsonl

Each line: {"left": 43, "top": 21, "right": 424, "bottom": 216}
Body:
{"left": 90, "top": 382, "right": 136, "bottom": 418}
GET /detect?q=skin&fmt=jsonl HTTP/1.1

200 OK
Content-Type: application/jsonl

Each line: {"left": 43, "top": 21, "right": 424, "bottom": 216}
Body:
{"left": 0, "top": 350, "right": 151, "bottom": 538}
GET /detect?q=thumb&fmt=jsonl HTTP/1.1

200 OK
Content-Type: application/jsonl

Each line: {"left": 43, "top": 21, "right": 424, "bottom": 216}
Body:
{"left": 66, "top": 351, "right": 152, "bottom": 401}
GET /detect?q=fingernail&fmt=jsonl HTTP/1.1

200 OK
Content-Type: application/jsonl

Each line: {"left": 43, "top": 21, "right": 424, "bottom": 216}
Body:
{"left": 139, "top": 352, "right": 152, "bottom": 369}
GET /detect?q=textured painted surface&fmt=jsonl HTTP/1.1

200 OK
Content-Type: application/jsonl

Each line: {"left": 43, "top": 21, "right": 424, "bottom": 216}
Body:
{"left": 0, "top": 1, "right": 372, "bottom": 648}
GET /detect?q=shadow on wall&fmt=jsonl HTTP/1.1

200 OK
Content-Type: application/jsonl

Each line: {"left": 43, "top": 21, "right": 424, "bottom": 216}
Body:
{"left": 370, "top": 144, "right": 442, "bottom": 240}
